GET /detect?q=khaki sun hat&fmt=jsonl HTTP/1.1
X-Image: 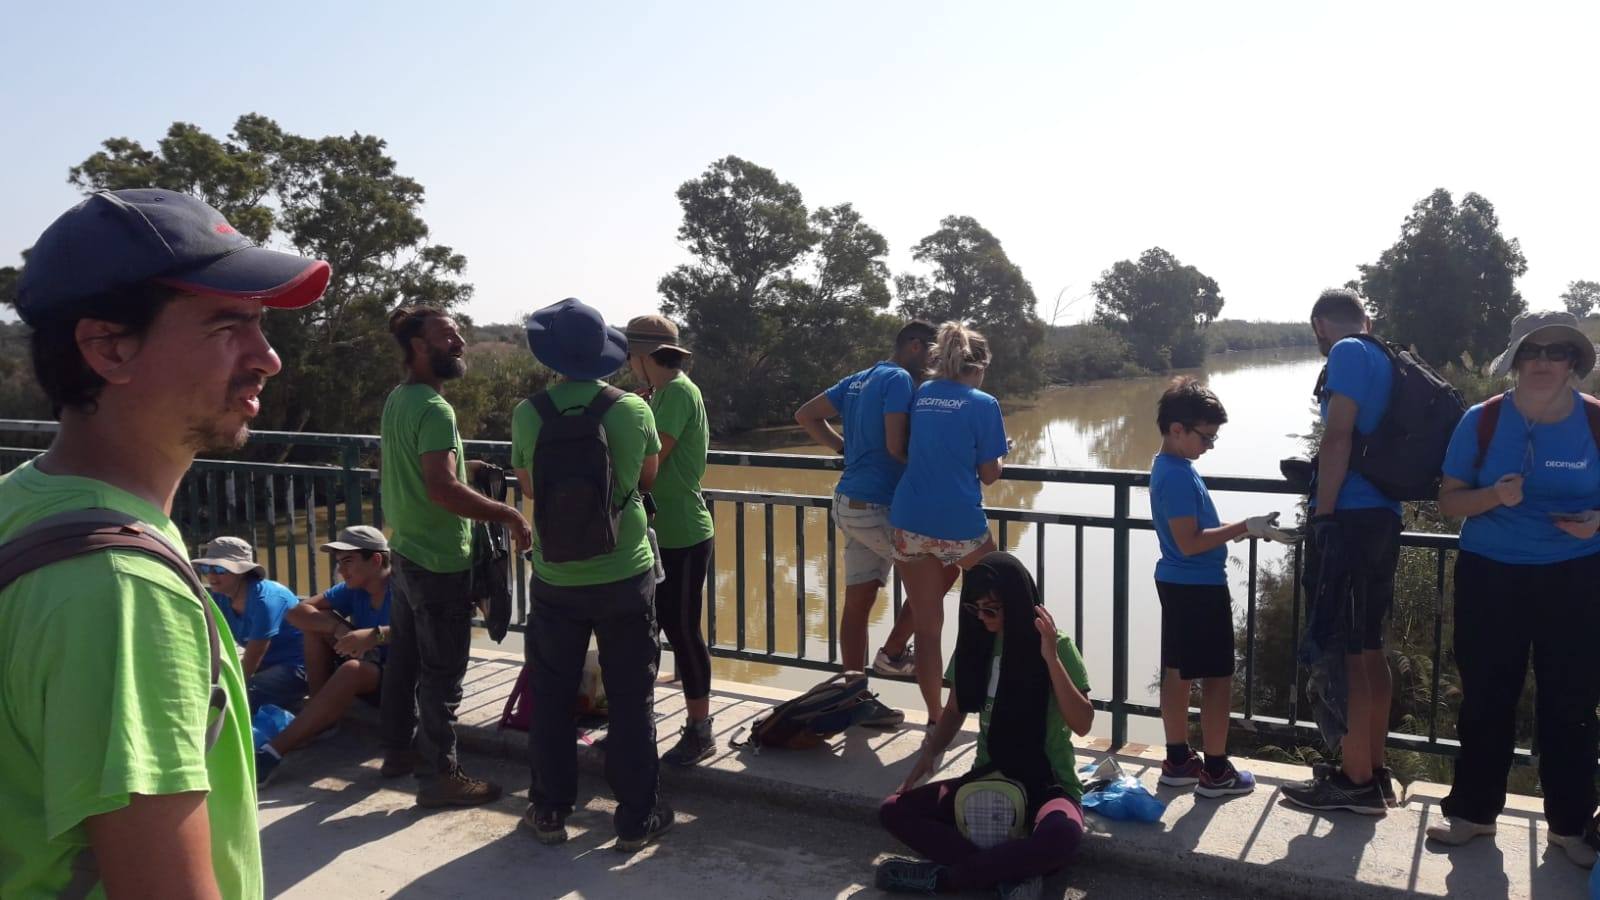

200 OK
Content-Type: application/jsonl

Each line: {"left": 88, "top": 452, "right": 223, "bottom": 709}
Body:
{"left": 1488, "top": 310, "right": 1597, "bottom": 379}
{"left": 320, "top": 525, "right": 389, "bottom": 553}
{"left": 625, "top": 314, "right": 692, "bottom": 358}
{"left": 191, "top": 535, "right": 265, "bottom": 577}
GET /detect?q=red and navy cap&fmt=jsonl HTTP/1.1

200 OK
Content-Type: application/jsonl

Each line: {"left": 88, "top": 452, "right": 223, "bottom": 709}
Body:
{"left": 15, "top": 189, "right": 331, "bottom": 325}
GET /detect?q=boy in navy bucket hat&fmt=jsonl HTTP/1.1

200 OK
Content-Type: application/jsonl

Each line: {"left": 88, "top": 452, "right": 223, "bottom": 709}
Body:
{"left": 513, "top": 298, "right": 676, "bottom": 850}
{"left": 0, "top": 189, "right": 328, "bottom": 899}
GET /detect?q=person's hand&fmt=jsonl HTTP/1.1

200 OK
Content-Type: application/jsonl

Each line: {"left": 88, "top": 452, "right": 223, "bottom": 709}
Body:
{"left": 899, "top": 752, "right": 935, "bottom": 794}
{"left": 1493, "top": 473, "right": 1524, "bottom": 508}
{"left": 335, "top": 628, "right": 379, "bottom": 657}
{"left": 503, "top": 505, "right": 533, "bottom": 551}
{"left": 1554, "top": 510, "right": 1600, "bottom": 540}
{"left": 1244, "top": 512, "right": 1281, "bottom": 540}
{"left": 1034, "top": 605, "right": 1060, "bottom": 663}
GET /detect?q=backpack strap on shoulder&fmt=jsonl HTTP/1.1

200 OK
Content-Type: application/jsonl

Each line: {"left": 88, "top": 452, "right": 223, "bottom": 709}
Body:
{"left": 531, "top": 391, "right": 561, "bottom": 423}
{"left": 0, "top": 509, "right": 229, "bottom": 752}
{"left": 1475, "top": 392, "right": 1507, "bottom": 471}
{"left": 1583, "top": 394, "right": 1600, "bottom": 452}
{"left": 585, "top": 385, "right": 626, "bottom": 420}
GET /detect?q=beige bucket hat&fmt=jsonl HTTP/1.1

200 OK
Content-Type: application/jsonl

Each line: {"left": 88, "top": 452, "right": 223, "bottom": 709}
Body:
{"left": 1488, "top": 310, "right": 1597, "bottom": 379}
{"left": 191, "top": 535, "right": 265, "bottom": 577}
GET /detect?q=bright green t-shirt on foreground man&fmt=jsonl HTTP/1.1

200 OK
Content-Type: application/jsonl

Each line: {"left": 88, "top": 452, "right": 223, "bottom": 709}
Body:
{"left": 0, "top": 188, "right": 331, "bottom": 899}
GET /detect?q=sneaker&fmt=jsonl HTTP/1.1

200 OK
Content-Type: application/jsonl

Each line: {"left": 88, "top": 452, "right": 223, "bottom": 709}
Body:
{"left": 521, "top": 807, "right": 568, "bottom": 845}
{"left": 416, "top": 769, "right": 503, "bottom": 809}
{"left": 859, "top": 695, "right": 906, "bottom": 729}
{"left": 255, "top": 748, "right": 281, "bottom": 788}
{"left": 996, "top": 875, "right": 1043, "bottom": 900}
{"left": 662, "top": 717, "right": 716, "bottom": 767}
{"left": 1196, "top": 763, "right": 1256, "bottom": 798}
{"left": 873, "top": 646, "right": 916, "bottom": 678}
{"left": 1310, "top": 763, "right": 1402, "bottom": 808}
{"left": 1159, "top": 753, "right": 1204, "bottom": 787}
{"left": 1549, "top": 831, "right": 1598, "bottom": 869}
{"left": 1282, "top": 772, "right": 1386, "bottom": 816}
{"left": 379, "top": 748, "right": 419, "bottom": 779}
{"left": 615, "top": 803, "right": 675, "bottom": 852}
{"left": 874, "top": 856, "right": 944, "bottom": 894}
{"left": 1425, "top": 817, "right": 1497, "bottom": 846}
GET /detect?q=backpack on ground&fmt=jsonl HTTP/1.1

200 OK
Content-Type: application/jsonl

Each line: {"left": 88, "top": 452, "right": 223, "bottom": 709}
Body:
{"left": 530, "top": 385, "right": 628, "bottom": 563}
{"left": 729, "top": 672, "right": 877, "bottom": 752}
{"left": 1474, "top": 391, "right": 1600, "bottom": 469}
{"left": 1313, "top": 333, "right": 1466, "bottom": 501}
{"left": 468, "top": 462, "right": 513, "bottom": 642}
{"left": 498, "top": 651, "right": 608, "bottom": 731}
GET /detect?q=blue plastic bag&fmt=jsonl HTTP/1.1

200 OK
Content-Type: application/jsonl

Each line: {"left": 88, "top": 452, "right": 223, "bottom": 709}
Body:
{"left": 1077, "top": 759, "right": 1166, "bottom": 823}
{"left": 251, "top": 704, "right": 295, "bottom": 749}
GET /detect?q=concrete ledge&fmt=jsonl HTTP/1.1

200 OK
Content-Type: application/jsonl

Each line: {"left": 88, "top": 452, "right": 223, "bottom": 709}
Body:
{"left": 353, "top": 651, "right": 1589, "bottom": 900}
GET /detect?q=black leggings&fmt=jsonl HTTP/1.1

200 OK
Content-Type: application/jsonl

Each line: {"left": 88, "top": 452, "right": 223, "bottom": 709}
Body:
{"left": 657, "top": 538, "right": 714, "bottom": 701}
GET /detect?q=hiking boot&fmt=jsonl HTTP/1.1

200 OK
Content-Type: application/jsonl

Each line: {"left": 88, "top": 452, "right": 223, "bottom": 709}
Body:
{"left": 379, "top": 748, "right": 419, "bottom": 779}
{"left": 873, "top": 646, "right": 916, "bottom": 678}
{"left": 1425, "top": 817, "right": 1497, "bottom": 846}
{"left": 255, "top": 748, "right": 281, "bottom": 788}
{"left": 416, "top": 769, "right": 503, "bottom": 809}
{"left": 615, "top": 802, "right": 675, "bottom": 852}
{"left": 521, "top": 807, "right": 568, "bottom": 845}
{"left": 1311, "top": 763, "right": 1402, "bottom": 808}
{"left": 1196, "top": 762, "right": 1256, "bottom": 798}
{"left": 996, "top": 875, "right": 1043, "bottom": 900}
{"left": 662, "top": 717, "right": 716, "bottom": 767}
{"left": 1282, "top": 771, "right": 1385, "bottom": 816}
{"left": 874, "top": 857, "right": 945, "bottom": 894}
{"left": 1158, "top": 752, "right": 1204, "bottom": 787}
{"left": 859, "top": 695, "right": 906, "bottom": 729}
{"left": 1549, "top": 831, "right": 1598, "bottom": 869}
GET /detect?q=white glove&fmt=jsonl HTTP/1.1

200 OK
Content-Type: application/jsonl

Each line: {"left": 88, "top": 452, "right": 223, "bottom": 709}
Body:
{"left": 1244, "top": 512, "right": 1282, "bottom": 541}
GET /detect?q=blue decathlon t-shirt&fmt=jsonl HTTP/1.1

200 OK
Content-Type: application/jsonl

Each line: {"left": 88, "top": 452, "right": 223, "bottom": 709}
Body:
{"left": 1316, "top": 336, "right": 1402, "bottom": 515}
{"left": 322, "top": 581, "right": 394, "bottom": 664}
{"left": 215, "top": 579, "right": 304, "bottom": 670}
{"left": 1149, "top": 452, "right": 1228, "bottom": 586}
{"left": 1442, "top": 391, "right": 1600, "bottom": 565}
{"left": 825, "top": 361, "right": 915, "bottom": 506}
{"left": 889, "top": 379, "right": 1009, "bottom": 541}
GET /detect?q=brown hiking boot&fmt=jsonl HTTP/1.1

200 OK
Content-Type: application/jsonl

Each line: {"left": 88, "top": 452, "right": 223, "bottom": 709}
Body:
{"left": 417, "top": 769, "right": 503, "bottom": 809}
{"left": 379, "top": 749, "right": 418, "bottom": 779}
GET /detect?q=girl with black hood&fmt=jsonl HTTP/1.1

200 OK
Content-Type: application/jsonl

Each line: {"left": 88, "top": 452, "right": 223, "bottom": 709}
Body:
{"left": 878, "top": 551, "right": 1094, "bottom": 897}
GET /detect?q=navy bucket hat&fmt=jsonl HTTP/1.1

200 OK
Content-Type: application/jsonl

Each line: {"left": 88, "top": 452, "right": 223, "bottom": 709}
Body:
{"left": 16, "top": 188, "right": 331, "bottom": 325}
{"left": 525, "top": 298, "right": 628, "bottom": 381}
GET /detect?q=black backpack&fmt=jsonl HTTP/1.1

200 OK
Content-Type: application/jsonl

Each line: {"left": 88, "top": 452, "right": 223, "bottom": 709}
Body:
{"left": 1314, "top": 333, "right": 1466, "bottom": 501}
{"left": 530, "top": 385, "right": 628, "bottom": 563}
{"left": 728, "top": 672, "right": 877, "bottom": 752}
{"left": 468, "top": 462, "right": 513, "bottom": 642}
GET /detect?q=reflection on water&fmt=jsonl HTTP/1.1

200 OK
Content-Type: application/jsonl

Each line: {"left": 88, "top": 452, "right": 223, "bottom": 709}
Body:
{"left": 694, "top": 347, "right": 1327, "bottom": 722}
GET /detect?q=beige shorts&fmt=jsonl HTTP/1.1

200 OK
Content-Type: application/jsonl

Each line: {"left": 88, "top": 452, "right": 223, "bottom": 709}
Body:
{"left": 832, "top": 493, "right": 895, "bottom": 587}
{"left": 891, "top": 528, "right": 989, "bottom": 565}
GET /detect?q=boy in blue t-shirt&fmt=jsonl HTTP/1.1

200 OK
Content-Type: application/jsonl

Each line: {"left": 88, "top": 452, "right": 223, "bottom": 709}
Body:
{"left": 1150, "top": 377, "right": 1287, "bottom": 798}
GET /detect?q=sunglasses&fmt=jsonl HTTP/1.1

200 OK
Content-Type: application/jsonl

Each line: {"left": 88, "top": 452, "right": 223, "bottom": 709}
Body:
{"left": 961, "top": 602, "right": 1002, "bottom": 620}
{"left": 194, "top": 564, "right": 230, "bottom": 576}
{"left": 1514, "top": 342, "right": 1578, "bottom": 364}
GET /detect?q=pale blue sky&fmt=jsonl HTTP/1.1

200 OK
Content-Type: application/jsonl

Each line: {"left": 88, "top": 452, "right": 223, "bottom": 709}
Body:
{"left": 3, "top": 1, "right": 1595, "bottom": 329}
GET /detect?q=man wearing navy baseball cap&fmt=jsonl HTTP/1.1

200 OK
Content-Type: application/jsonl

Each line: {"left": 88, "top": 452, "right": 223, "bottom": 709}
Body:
{"left": 0, "top": 189, "right": 329, "bottom": 899}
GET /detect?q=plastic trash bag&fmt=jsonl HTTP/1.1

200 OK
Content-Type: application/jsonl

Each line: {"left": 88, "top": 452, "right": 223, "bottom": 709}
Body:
{"left": 252, "top": 704, "right": 295, "bottom": 749}
{"left": 1077, "top": 757, "right": 1166, "bottom": 823}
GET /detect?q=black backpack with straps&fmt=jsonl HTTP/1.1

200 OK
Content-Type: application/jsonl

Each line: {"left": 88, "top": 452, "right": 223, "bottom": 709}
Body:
{"left": 530, "top": 385, "right": 629, "bottom": 563}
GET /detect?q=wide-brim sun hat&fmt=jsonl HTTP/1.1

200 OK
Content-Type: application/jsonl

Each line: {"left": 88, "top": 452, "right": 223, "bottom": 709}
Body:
{"left": 191, "top": 535, "right": 266, "bottom": 577}
{"left": 525, "top": 298, "right": 629, "bottom": 381}
{"left": 1488, "top": 310, "right": 1597, "bottom": 379}
{"left": 625, "top": 313, "right": 693, "bottom": 358}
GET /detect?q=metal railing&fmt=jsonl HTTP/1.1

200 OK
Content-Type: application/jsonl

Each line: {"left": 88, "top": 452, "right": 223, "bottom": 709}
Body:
{"left": 0, "top": 419, "right": 1469, "bottom": 760}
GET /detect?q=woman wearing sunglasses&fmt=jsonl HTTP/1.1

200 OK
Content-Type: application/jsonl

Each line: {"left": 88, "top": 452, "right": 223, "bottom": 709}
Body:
{"left": 1427, "top": 311, "right": 1600, "bottom": 867}
{"left": 192, "top": 535, "right": 306, "bottom": 715}
{"left": 877, "top": 551, "right": 1093, "bottom": 898}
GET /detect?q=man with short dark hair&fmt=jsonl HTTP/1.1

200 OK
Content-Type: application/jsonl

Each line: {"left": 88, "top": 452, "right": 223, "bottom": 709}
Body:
{"left": 379, "top": 306, "right": 532, "bottom": 808}
{"left": 1283, "top": 288, "right": 1403, "bottom": 815}
{"left": 0, "top": 188, "right": 329, "bottom": 898}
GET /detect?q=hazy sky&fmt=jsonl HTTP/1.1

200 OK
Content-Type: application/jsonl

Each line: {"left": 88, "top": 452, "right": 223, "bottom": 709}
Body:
{"left": 3, "top": 1, "right": 1595, "bottom": 329}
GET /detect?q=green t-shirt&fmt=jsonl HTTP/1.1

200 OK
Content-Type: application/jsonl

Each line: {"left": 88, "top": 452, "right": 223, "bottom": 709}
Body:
{"left": 0, "top": 462, "right": 261, "bottom": 900}
{"left": 381, "top": 383, "right": 472, "bottom": 573}
{"left": 511, "top": 381, "right": 661, "bottom": 587}
{"left": 649, "top": 373, "right": 715, "bottom": 550}
{"left": 944, "top": 630, "right": 1092, "bottom": 800}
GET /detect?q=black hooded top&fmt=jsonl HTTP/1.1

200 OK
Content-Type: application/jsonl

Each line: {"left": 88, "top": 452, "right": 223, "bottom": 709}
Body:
{"left": 951, "top": 550, "right": 1059, "bottom": 805}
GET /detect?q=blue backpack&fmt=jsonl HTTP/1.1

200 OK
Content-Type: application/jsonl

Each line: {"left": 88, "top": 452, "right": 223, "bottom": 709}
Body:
{"left": 730, "top": 672, "right": 876, "bottom": 751}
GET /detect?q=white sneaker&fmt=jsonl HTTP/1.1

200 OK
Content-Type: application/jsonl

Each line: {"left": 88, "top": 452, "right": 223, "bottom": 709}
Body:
{"left": 1425, "top": 817, "right": 1497, "bottom": 846}
{"left": 872, "top": 646, "right": 916, "bottom": 678}
{"left": 1548, "top": 831, "right": 1597, "bottom": 869}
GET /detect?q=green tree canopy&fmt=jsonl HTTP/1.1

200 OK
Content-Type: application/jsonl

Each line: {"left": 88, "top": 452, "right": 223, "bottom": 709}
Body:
{"left": 895, "top": 215, "right": 1045, "bottom": 396}
{"left": 1356, "top": 189, "right": 1527, "bottom": 367}
{"left": 1561, "top": 280, "right": 1600, "bottom": 319}
{"left": 1091, "top": 246, "right": 1224, "bottom": 370}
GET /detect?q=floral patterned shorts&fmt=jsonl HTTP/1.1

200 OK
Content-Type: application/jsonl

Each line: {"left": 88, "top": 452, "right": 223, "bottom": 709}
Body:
{"left": 891, "top": 528, "right": 989, "bottom": 565}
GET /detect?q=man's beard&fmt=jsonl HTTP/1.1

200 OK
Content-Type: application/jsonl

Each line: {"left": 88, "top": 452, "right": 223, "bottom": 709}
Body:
{"left": 184, "top": 376, "right": 261, "bottom": 453}
{"left": 431, "top": 347, "right": 466, "bottom": 380}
